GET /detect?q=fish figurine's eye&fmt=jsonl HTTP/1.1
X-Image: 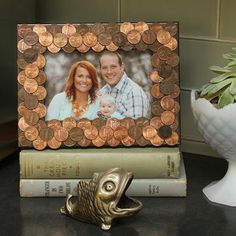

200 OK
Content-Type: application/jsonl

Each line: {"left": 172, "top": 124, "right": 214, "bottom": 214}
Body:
{"left": 103, "top": 181, "right": 115, "bottom": 192}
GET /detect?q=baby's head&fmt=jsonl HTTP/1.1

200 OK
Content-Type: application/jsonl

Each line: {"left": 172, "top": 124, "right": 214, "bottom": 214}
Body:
{"left": 99, "top": 94, "right": 116, "bottom": 116}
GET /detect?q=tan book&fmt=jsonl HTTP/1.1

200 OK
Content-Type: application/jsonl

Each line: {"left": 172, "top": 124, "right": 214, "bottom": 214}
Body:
{"left": 20, "top": 147, "right": 180, "bottom": 179}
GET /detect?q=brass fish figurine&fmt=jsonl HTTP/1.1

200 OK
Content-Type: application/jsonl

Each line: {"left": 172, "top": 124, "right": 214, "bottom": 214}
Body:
{"left": 60, "top": 167, "right": 143, "bottom": 230}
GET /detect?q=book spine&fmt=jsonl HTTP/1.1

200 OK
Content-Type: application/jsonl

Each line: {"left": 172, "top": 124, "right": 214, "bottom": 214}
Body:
{"left": 19, "top": 150, "right": 180, "bottom": 179}
{"left": 19, "top": 178, "right": 186, "bottom": 197}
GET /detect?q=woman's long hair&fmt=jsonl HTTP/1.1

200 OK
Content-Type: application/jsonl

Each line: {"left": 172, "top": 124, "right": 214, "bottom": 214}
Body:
{"left": 65, "top": 60, "right": 99, "bottom": 102}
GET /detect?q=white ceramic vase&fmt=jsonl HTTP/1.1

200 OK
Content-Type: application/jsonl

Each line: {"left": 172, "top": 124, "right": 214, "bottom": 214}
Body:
{"left": 191, "top": 90, "right": 236, "bottom": 206}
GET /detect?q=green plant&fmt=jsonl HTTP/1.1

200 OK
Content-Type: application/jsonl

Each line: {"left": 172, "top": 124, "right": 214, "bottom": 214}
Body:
{"left": 199, "top": 47, "right": 236, "bottom": 108}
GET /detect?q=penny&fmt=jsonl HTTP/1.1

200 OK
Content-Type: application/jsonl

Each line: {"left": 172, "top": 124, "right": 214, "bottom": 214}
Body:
{"left": 143, "top": 125, "right": 157, "bottom": 140}
{"left": 149, "top": 70, "right": 163, "bottom": 83}
{"left": 122, "top": 136, "right": 135, "bottom": 147}
{"left": 69, "top": 127, "right": 84, "bottom": 142}
{"left": 47, "top": 24, "right": 62, "bottom": 35}
{"left": 48, "top": 119, "right": 62, "bottom": 130}
{"left": 170, "top": 84, "right": 180, "bottom": 98}
{"left": 33, "top": 137, "right": 47, "bottom": 150}
{"left": 151, "top": 53, "right": 160, "bottom": 67}
{"left": 92, "top": 42, "right": 105, "bottom": 52}
{"left": 166, "top": 52, "right": 180, "bottom": 67}
{"left": 24, "top": 110, "right": 39, "bottom": 126}
{"left": 114, "top": 126, "right": 128, "bottom": 141}
{"left": 160, "top": 96, "right": 175, "bottom": 110}
{"left": 148, "top": 41, "right": 161, "bottom": 52}
{"left": 23, "top": 78, "right": 38, "bottom": 93}
{"left": 54, "top": 33, "right": 68, "bottom": 48}
{"left": 151, "top": 101, "right": 164, "bottom": 116}
{"left": 48, "top": 137, "right": 61, "bottom": 149}
{"left": 47, "top": 43, "right": 61, "bottom": 53}
{"left": 78, "top": 136, "right": 91, "bottom": 147}
{"left": 33, "top": 103, "right": 47, "bottom": 118}
{"left": 24, "top": 126, "right": 39, "bottom": 141}
{"left": 32, "top": 43, "right": 46, "bottom": 54}
{"left": 39, "top": 31, "right": 53, "bottom": 47}
{"left": 161, "top": 111, "right": 175, "bottom": 125}
{"left": 106, "top": 22, "right": 120, "bottom": 35}
{"left": 135, "top": 40, "right": 148, "bottom": 51}
{"left": 77, "top": 43, "right": 90, "bottom": 53}
{"left": 63, "top": 136, "right": 76, "bottom": 147}
{"left": 18, "top": 87, "right": 27, "bottom": 102}
{"left": 165, "top": 24, "right": 178, "bottom": 36}
{"left": 136, "top": 136, "right": 150, "bottom": 146}
{"left": 150, "top": 23, "right": 163, "bottom": 34}
{"left": 69, "top": 33, "right": 83, "bottom": 47}
{"left": 106, "top": 41, "right": 119, "bottom": 52}
{"left": 33, "top": 24, "right": 47, "bottom": 35}
{"left": 19, "top": 132, "right": 32, "bottom": 147}
{"left": 150, "top": 117, "right": 163, "bottom": 129}
{"left": 35, "top": 119, "right": 47, "bottom": 131}
{"left": 33, "top": 54, "right": 46, "bottom": 69}
{"left": 23, "top": 48, "right": 38, "bottom": 63}
{"left": 106, "top": 118, "right": 120, "bottom": 130}
{"left": 17, "top": 56, "right": 28, "bottom": 69}
{"left": 62, "top": 43, "right": 75, "bottom": 53}
{"left": 92, "top": 136, "right": 106, "bottom": 147}
{"left": 107, "top": 137, "right": 120, "bottom": 147}
{"left": 54, "top": 127, "right": 69, "bottom": 142}
{"left": 136, "top": 117, "right": 149, "bottom": 127}
{"left": 24, "top": 31, "right": 39, "bottom": 46}
{"left": 18, "top": 117, "right": 29, "bottom": 131}
{"left": 24, "top": 93, "right": 38, "bottom": 109}
{"left": 17, "top": 39, "right": 31, "bottom": 53}
{"left": 97, "top": 32, "right": 112, "bottom": 46}
{"left": 77, "top": 24, "right": 90, "bottom": 35}
{"left": 91, "top": 23, "right": 105, "bottom": 36}
{"left": 84, "top": 125, "right": 98, "bottom": 140}
{"left": 172, "top": 101, "right": 180, "bottom": 114}
{"left": 63, "top": 117, "right": 77, "bottom": 130}
{"left": 164, "top": 37, "right": 178, "bottom": 51}
{"left": 128, "top": 125, "right": 143, "bottom": 139}
{"left": 150, "top": 135, "right": 164, "bottom": 146}
{"left": 135, "top": 21, "right": 149, "bottom": 33}
{"left": 160, "top": 80, "right": 174, "bottom": 95}
{"left": 18, "top": 24, "right": 32, "bottom": 38}
{"left": 99, "top": 126, "right": 114, "bottom": 141}
{"left": 120, "top": 117, "right": 135, "bottom": 129}
{"left": 112, "top": 32, "right": 127, "bottom": 47}
{"left": 83, "top": 32, "right": 97, "bottom": 47}
{"left": 35, "top": 70, "right": 47, "bottom": 85}
{"left": 127, "top": 29, "right": 141, "bottom": 44}
{"left": 157, "top": 45, "right": 172, "bottom": 61}
{"left": 77, "top": 118, "right": 91, "bottom": 130}
{"left": 165, "top": 131, "right": 179, "bottom": 145}
{"left": 121, "top": 40, "right": 133, "bottom": 51}
{"left": 168, "top": 69, "right": 179, "bottom": 83}
{"left": 120, "top": 22, "right": 134, "bottom": 35}
{"left": 158, "top": 125, "right": 172, "bottom": 139}
{"left": 18, "top": 102, "right": 28, "bottom": 117}
{"left": 62, "top": 24, "right": 76, "bottom": 37}
{"left": 142, "top": 30, "right": 156, "bottom": 45}
{"left": 156, "top": 29, "right": 171, "bottom": 44}
{"left": 151, "top": 84, "right": 163, "bottom": 99}
{"left": 170, "top": 118, "right": 179, "bottom": 131}
{"left": 92, "top": 118, "right": 106, "bottom": 129}
{"left": 39, "top": 127, "right": 54, "bottom": 141}
{"left": 157, "top": 63, "right": 172, "bottom": 78}
{"left": 24, "top": 64, "right": 39, "bottom": 79}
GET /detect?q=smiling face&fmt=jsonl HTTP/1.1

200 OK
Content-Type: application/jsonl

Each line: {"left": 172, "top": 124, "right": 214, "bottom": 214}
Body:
{"left": 74, "top": 66, "right": 93, "bottom": 93}
{"left": 100, "top": 100, "right": 116, "bottom": 116}
{"left": 100, "top": 54, "right": 124, "bottom": 87}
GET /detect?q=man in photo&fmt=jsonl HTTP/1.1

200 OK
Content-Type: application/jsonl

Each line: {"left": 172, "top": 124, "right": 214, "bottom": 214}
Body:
{"left": 99, "top": 51, "right": 149, "bottom": 119}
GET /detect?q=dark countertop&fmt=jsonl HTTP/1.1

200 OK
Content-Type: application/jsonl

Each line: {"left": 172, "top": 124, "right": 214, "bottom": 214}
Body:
{"left": 1, "top": 151, "right": 236, "bottom": 236}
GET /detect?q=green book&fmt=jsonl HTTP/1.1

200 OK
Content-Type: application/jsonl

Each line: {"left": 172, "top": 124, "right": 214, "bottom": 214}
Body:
{"left": 20, "top": 147, "right": 180, "bottom": 179}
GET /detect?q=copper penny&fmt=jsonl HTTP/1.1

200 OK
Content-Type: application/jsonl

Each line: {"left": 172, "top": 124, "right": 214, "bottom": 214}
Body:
{"left": 18, "top": 87, "right": 27, "bottom": 102}
{"left": 166, "top": 52, "right": 180, "bottom": 67}
{"left": 24, "top": 110, "right": 39, "bottom": 126}
{"left": 35, "top": 70, "right": 47, "bottom": 85}
{"left": 91, "top": 23, "right": 105, "bottom": 36}
{"left": 120, "top": 117, "right": 135, "bottom": 129}
{"left": 24, "top": 126, "right": 39, "bottom": 141}
{"left": 63, "top": 136, "right": 76, "bottom": 147}
{"left": 135, "top": 21, "right": 149, "bottom": 33}
{"left": 97, "top": 32, "right": 112, "bottom": 46}
{"left": 127, "top": 30, "right": 141, "bottom": 44}
{"left": 128, "top": 125, "right": 143, "bottom": 139}
{"left": 148, "top": 41, "right": 161, "bottom": 52}
{"left": 18, "top": 117, "right": 29, "bottom": 131}
{"left": 150, "top": 135, "right": 164, "bottom": 146}
{"left": 24, "top": 31, "right": 39, "bottom": 46}
{"left": 151, "top": 53, "right": 160, "bottom": 67}
{"left": 157, "top": 46, "right": 172, "bottom": 61}
{"left": 106, "top": 42, "right": 119, "bottom": 52}
{"left": 17, "top": 39, "right": 31, "bottom": 53}
{"left": 23, "top": 78, "right": 38, "bottom": 93}
{"left": 105, "top": 22, "right": 120, "bottom": 35}
{"left": 54, "top": 127, "right": 69, "bottom": 142}
{"left": 23, "top": 48, "right": 38, "bottom": 63}
{"left": 120, "top": 22, "right": 134, "bottom": 35}
{"left": 136, "top": 117, "right": 149, "bottom": 127}
{"left": 150, "top": 117, "right": 163, "bottom": 129}
{"left": 135, "top": 40, "right": 148, "bottom": 51}
{"left": 33, "top": 103, "right": 47, "bottom": 118}
{"left": 170, "top": 84, "right": 180, "bottom": 98}
{"left": 84, "top": 125, "right": 98, "bottom": 140}
{"left": 33, "top": 24, "right": 47, "bottom": 35}
{"left": 48, "top": 119, "right": 62, "bottom": 130}
{"left": 149, "top": 70, "right": 163, "bottom": 83}
{"left": 99, "top": 126, "right": 114, "bottom": 141}
{"left": 150, "top": 23, "right": 163, "bottom": 34}
{"left": 161, "top": 111, "right": 175, "bottom": 125}
{"left": 24, "top": 93, "right": 38, "bottom": 109}
{"left": 19, "top": 132, "right": 32, "bottom": 147}
{"left": 136, "top": 136, "right": 150, "bottom": 146}
{"left": 170, "top": 118, "right": 179, "bottom": 131}
{"left": 106, "top": 118, "right": 120, "bottom": 130}
{"left": 156, "top": 30, "right": 171, "bottom": 44}
{"left": 47, "top": 24, "right": 62, "bottom": 35}
{"left": 151, "top": 101, "right": 164, "bottom": 116}
{"left": 54, "top": 33, "right": 68, "bottom": 48}
{"left": 33, "top": 54, "right": 46, "bottom": 69}
{"left": 78, "top": 136, "right": 91, "bottom": 147}
{"left": 107, "top": 137, "right": 120, "bottom": 147}
{"left": 33, "top": 86, "right": 47, "bottom": 100}
{"left": 77, "top": 24, "right": 90, "bottom": 36}
{"left": 160, "top": 96, "right": 175, "bottom": 110}
{"left": 69, "top": 33, "right": 83, "bottom": 48}
{"left": 164, "top": 37, "right": 178, "bottom": 51}
{"left": 63, "top": 117, "right": 77, "bottom": 130}
{"left": 121, "top": 136, "right": 135, "bottom": 147}
{"left": 17, "top": 55, "right": 28, "bottom": 69}
{"left": 77, "top": 43, "right": 90, "bottom": 53}
{"left": 92, "top": 136, "right": 106, "bottom": 147}
{"left": 141, "top": 30, "right": 156, "bottom": 45}
{"left": 112, "top": 32, "right": 127, "bottom": 47}
{"left": 47, "top": 43, "right": 61, "bottom": 53}
{"left": 121, "top": 40, "right": 133, "bottom": 51}
{"left": 34, "top": 120, "right": 47, "bottom": 131}
{"left": 69, "top": 127, "right": 84, "bottom": 142}
{"left": 158, "top": 125, "right": 172, "bottom": 139}
{"left": 151, "top": 84, "right": 163, "bottom": 99}
{"left": 165, "top": 131, "right": 179, "bottom": 145}
{"left": 18, "top": 24, "right": 32, "bottom": 38}
{"left": 77, "top": 118, "right": 91, "bottom": 130}
{"left": 83, "top": 32, "right": 97, "bottom": 47}
{"left": 165, "top": 24, "right": 178, "bottom": 36}
{"left": 48, "top": 137, "right": 61, "bottom": 149}
{"left": 157, "top": 63, "right": 172, "bottom": 78}
{"left": 168, "top": 70, "right": 179, "bottom": 83}
{"left": 62, "top": 43, "right": 75, "bottom": 53}
{"left": 24, "top": 64, "right": 39, "bottom": 79}
{"left": 33, "top": 137, "right": 47, "bottom": 150}
{"left": 159, "top": 79, "right": 174, "bottom": 95}
{"left": 114, "top": 126, "right": 128, "bottom": 141}
{"left": 39, "top": 31, "right": 53, "bottom": 47}
{"left": 39, "top": 127, "right": 54, "bottom": 141}
{"left": 92, "top": 42, "right": 105, "bottom": 52}
{"left": 62, "top": 24, "right": 76, "bottom": 37}
{"left": 32, "top": 43, "right": 46, "bottom": 54}
{"left": 172, "top": 101, "right": 180, "bottom": 114}
{"left": 92, "top": 118, "right": 106, "bottom": 129}
{"left": 17, "top": 71, "right": 27, "bottom": 85}
{"left": 143, "top": 125, "right": 157, "bottom": 140}
{"left": 18, "top": 102, "right": 28, "bottom": 117}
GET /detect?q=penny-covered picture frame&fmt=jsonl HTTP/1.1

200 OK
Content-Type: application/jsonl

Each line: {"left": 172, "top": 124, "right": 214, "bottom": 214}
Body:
{"left": 17, "top": 22, "right": 180, "bottom": 150}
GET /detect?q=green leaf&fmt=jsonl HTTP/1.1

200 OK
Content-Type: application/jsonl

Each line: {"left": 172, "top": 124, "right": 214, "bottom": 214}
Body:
{"left": 232, "top": 47, "right": 236, "bottom": 51}
{"left": 209, "top": 65, "right": 231, "bottom": 73}
{"left": 218, "top": 89, "right": 234, "bottom": 108}
{"left": 229, "top": 79, "right": 236, "bottom": 95}
{"left": 210, "top": 72, "right": 236, "bottom": 83}
{"left": 207, "top": 79, "right": 232, "bottom": 96}
{"left": 222, "top": 53, "right": 236, "bottom": 60}
{"left": 225, "top": 60, "right": 236, "bottom": 68}
{"left": 199, "top": 83, "right": 215, "bottom": 97}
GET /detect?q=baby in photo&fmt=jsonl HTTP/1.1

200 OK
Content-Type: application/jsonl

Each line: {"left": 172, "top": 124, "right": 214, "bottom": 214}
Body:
{"left": 97, "top": 94, "right": 124, "bottom": 119}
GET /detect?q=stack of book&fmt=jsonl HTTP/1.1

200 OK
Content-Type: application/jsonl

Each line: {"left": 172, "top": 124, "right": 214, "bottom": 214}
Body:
{"left": 19, "top": 147, "right": 186, "bottom": 197}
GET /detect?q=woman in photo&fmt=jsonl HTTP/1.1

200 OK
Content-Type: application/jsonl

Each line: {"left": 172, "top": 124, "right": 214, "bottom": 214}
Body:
{"left": 46, "top": 60, "right": 99, "bottom": 120}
